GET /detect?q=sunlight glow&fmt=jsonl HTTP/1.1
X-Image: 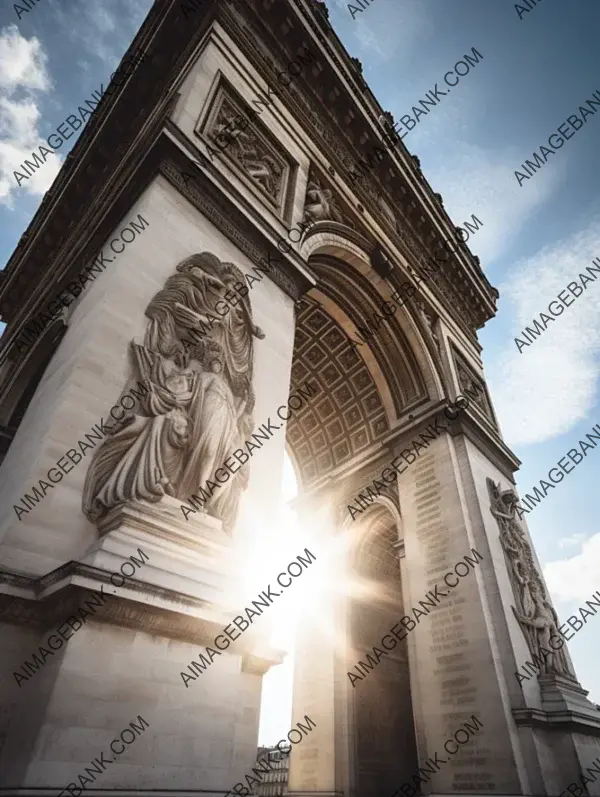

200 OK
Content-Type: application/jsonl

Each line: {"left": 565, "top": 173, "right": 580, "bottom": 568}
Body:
{"left": 223, "top": 455, "right": 345, "bottom": 652}
{"left": 254, "top": 452, "right": 394, "bottom": 743}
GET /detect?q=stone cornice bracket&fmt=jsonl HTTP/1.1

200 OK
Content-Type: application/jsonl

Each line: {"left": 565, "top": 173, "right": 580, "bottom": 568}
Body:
{"left": 448, "top": 408, "right": 519, "bottom": 480}
{"left": 512, "top": 706, "right": 600, "bottom": 737}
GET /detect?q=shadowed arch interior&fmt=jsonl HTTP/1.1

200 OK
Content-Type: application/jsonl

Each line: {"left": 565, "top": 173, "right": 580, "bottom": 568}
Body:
{"left": 350, "top": 503, "right": 418, "bottom": 797}
{"left": 282, "top": 246, "right": 434, "bottom": 792}
{"left": 286, "top": 296, "right": 390, "bottom": 489}
{"left": 308, "top": 254, "right": 431, "bottom": 412}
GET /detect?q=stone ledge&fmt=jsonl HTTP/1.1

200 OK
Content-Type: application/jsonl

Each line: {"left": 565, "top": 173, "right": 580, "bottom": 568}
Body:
{"left": 83, "top": 497, "right": 233, "bottom": 603}
{"left": 0, "top": 559, "right": 281, "bottom": 662}
{"left": 0, "top": 791, "right": 232, "bottom": 796}
{"left": 513, "top": 706, "right": 600, "bottom": 737}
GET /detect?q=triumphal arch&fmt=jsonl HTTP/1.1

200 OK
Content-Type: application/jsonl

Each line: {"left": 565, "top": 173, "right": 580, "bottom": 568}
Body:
{"left": 0, "top": 0, "right": 599, "bottom": 794}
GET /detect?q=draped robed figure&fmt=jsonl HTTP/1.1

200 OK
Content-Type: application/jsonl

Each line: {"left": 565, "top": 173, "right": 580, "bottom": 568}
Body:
{"left": 487, "top": 478, "right": 575, "bottom": 679}
{"left": 82, "top": 344, "right": 195, "bottom": 521}
{"left": 82, "top": 252, "right": 264, "bottom": 533}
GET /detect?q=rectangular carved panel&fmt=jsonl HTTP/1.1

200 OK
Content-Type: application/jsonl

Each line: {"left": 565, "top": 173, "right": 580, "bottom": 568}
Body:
{"left": 196, "top": 73, "right": 296, "bottom": 220}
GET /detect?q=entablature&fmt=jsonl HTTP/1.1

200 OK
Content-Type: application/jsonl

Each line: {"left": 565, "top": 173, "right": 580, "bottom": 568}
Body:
{"left": 220, "top": 0, "right": 498, "bottom": 338}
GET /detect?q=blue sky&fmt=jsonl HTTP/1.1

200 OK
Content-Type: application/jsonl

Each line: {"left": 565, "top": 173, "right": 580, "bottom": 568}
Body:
{"left": 0, "top": 0, "right": 598, "bottom": 745}
{"left": 0, "top": 0, "right": 151, "bottom": 256}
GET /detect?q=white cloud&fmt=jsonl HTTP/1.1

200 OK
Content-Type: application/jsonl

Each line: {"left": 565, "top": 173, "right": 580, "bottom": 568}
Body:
{"left": 389, "top": 44, "right": 594, "bottom": 449}
{"left": 558, "top": 532, "right": 588, "bottom": 549}
{"left": 340, "top": 0, "right": 599, "bottom": 450}
{"left": 0, "top": 3, "right": 151, "bottom": 208}
{"left": 427, "top": 142, "right": 565, "bottom": 268}
{"left": 0, "top": 25, "right": 60, "bottom": 207}
{"left": 543, "top": 532, "right": 600, "bottom": 604}
{"left": 326, "top": 0, "right": 587, "bottom": 449}
{"left": 0, "top": 24, "right": 50, "bottom": 93}
{"left": 488, "top": 216, "right": 600, "bottom": 445}
{"left": 328, "top": 0, "right": 555, "bottom": 271}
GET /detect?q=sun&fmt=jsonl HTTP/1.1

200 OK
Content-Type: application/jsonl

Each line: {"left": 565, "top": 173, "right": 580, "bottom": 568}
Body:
{"left": 224, "top": 452, "right": 357, "bottom": 654}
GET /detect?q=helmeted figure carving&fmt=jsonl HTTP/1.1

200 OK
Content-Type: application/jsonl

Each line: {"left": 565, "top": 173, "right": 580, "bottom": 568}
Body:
{"left": 82, "top": 252, "right": 264, "bottom": 533}
{"left": 303, "top": 176, "right": 347, "bottom": 225}
{"left": 486, "top": 479, "right": 573, "bottom": 677}
{"left": 415, "top": 300, "right": 441, "bottom": 355}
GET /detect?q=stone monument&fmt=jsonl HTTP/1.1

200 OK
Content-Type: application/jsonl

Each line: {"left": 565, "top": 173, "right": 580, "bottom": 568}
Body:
{"left": 0, "top": 0, "right": 598, "bottom": 794}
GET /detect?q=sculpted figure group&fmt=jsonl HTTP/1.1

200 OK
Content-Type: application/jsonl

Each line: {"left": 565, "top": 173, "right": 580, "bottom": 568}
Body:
{"left": 82, "top": 252, "right": 263, "bottom": 533}
{"left": 210, "top": 100, "right": 284, "bottom": 199}
{"left": 487, "top": 479, "right": 572, "bottom": 678}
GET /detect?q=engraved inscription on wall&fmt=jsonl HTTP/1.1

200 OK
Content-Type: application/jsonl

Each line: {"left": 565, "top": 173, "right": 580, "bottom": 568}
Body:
{"left": 413, "top": 454, "right": 496, "bottom": 793}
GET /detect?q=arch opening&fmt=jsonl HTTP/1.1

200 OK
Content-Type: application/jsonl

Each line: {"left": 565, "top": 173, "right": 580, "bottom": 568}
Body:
{"left": 277, "top": 259, "right": 428, "bottom": 792}
{"left": 349, "top": 503, "right": 418, "bottom": 796}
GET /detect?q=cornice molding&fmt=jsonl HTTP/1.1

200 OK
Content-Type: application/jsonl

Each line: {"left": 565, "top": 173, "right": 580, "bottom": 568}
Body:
{"left": 512, "top": 707, "right": 600, "bottom": 737}
{"left": 220, "top": 0, "right": 496, "bottom": 334}
{"left": 0, "top": 126, "right": 315, "bottom": 378}
{"left": 0, "top": 0, "right": 501, "bottom": 420}
{"left": 447, "top": 406, "right": 520, "bottom": 481}
{"left": 0, "top": 0, "right": 495, "bottom": 361}
{"left": 0, "top": 560, "right": 278, "bottom": 656}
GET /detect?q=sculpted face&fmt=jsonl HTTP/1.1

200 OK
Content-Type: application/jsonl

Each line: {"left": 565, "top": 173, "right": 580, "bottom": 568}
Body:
{"left": 165, "top": 374, "right": 189, "bottom": 394}
{"left": 169, "top": 407, "right": 189, "bottom": 436}
{"left": 530, "top": 578, "right": 544, "bottom": 601}
{"left": 223, "top": 275, "right": 237, "bottom": 294}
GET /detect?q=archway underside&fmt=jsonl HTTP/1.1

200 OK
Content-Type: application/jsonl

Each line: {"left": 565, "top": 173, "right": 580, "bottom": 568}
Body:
{"left": 351, "top": 504, "right": 419, "bottom": 797}
{"left": 286, "top": 277, "right": 428, "bottom": 492}
{"left": 286, "top": 296, "right": 390, "bottom": 489}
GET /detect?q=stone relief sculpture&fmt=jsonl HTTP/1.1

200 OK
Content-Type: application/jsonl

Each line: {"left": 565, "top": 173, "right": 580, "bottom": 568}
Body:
{"left": 415, "top": 300, "right": 441, "bottom": 355}
{"left": 486, "top": 479, "right": 573, "bottom": 678}
{"left": 82, "top": 252, "right": 263, "bottom": 533}
{"left": 209, "top": 94, "right": 286, "bottom": 202}
{"left": 302, "top": 172, "right": 351, "bottom": 227}
{"left": 456, "top": 359, "right": 493, "bottom": 422}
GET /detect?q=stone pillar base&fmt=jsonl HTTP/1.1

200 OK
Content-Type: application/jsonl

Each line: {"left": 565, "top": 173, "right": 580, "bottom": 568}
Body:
{"left": 539, "top": 672, "right": 600, "bottom": 720}
{"left": 513, "top": 675, "right": 600, "bottom": 797}
{"left": 0, "top": 492, "right": 283, "bottom": 793}
{"left": 80, "top": 496, "right": 232, "bottom": 604}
